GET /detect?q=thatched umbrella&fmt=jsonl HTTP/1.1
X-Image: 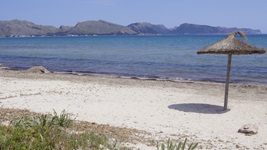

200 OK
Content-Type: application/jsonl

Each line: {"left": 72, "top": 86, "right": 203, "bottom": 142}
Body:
{"left": 197, "top": 31, "right": 266, "bottom": 110}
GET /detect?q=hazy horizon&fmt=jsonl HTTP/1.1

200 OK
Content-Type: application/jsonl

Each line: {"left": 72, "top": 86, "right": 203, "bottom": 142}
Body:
{"left": 1, "top": 0, "right": 266, "bottom": 33}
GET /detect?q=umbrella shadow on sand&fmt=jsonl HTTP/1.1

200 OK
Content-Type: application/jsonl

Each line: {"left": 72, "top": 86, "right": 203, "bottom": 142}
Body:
{"left": 168, "top": 103, "right": 229, "bottom": 114}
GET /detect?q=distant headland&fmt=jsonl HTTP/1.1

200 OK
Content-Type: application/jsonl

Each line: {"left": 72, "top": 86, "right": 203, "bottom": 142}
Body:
{"left": 0, "top": 19, "right": 261, "bottom": 37}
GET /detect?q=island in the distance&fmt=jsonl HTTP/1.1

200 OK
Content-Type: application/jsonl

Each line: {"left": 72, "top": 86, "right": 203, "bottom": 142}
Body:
{"left": 0, "top": 19, "right": 261, "bottom": 37}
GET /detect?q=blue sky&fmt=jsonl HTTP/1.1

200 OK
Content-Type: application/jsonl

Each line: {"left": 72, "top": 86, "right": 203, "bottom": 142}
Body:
{"left": 1, "top": 0, "right": 267, "bottom": 33}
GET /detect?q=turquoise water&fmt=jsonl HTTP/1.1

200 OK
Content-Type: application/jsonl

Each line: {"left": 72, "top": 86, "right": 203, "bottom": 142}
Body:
{"left": 0, "top": 35, "right": 267, "bottom": 84}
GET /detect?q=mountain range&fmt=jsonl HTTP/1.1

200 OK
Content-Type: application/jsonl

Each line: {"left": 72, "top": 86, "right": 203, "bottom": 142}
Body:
{"left": 0, "top": 19, "right": 261, "bottom": 37}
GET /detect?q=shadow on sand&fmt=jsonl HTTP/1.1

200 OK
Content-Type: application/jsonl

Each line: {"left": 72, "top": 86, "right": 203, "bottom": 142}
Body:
{"left": 168, "top": 103, "right": 229, "bottom": 114}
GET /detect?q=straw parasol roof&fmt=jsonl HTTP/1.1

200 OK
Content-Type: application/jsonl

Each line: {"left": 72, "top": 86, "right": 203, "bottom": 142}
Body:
{"left": 197, "top": 31, "right": 266, "bottom": 110}
{"left": 197, "top": 31, "right": 266, "bottom": 55}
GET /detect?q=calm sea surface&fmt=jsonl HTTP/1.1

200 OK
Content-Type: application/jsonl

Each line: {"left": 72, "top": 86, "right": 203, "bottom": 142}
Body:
{"left": 0, "top": 35, "right": 267, "bottom": 84}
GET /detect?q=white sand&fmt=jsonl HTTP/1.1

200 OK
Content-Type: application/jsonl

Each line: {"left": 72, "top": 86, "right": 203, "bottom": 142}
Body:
{"left": 0, "top": 70, "right": 267, "bottom": 149}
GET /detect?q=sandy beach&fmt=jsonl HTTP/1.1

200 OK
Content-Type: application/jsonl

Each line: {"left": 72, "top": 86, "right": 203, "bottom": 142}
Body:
{"left": 0, "top": 69, "right": 267, "bottom": 149}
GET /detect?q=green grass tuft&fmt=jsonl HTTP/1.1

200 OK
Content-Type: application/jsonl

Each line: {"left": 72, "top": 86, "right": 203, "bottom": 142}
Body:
{"left": 157, "top": 138, "right": 198, "bottom": 150}
{"left": 0, "top": 110, "right": 123, "bottom": 150}
{"left": 0, "top": 110, "right": 198, "bottom": 150}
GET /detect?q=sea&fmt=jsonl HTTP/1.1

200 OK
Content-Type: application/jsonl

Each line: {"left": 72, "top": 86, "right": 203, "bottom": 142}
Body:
{"left": 0, "top": 35, "right": 267, "bottom": 85}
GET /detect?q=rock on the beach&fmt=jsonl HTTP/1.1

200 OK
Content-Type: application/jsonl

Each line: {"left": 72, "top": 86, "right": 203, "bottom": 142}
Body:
{"left": 26, "top": 66, "right": 51, "bottom": 74}
{"left": 238, "top": 124, "right": 258, "bottom": 135}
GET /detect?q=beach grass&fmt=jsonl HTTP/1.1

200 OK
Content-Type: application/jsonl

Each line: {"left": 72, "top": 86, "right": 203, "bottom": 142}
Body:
{"left": 0, "top": 109, "right": 198, "bottom": 150}
{"left": 157, "top": 138, "right": 198, "bottom": 150}
{"left": 0, "top": 110, "right": 124, "bottom": 150}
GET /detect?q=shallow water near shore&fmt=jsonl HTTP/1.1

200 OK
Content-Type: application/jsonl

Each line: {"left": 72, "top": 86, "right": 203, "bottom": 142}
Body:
{"left": 0, "top": 35, "right": 267, "bottom": 84}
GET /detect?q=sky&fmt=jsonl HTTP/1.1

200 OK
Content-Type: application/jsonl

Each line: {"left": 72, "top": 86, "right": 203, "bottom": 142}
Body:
{"left": 1, "top": 0, "right": 267, "bottom": 33}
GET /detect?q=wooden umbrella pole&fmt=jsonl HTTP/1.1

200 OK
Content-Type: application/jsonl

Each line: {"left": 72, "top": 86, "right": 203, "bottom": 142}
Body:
{"left": 224, "top": 54, "right": 232, "bottom": 110}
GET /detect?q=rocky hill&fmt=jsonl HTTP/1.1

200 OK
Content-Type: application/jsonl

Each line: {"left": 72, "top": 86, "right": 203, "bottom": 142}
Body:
{"left": 63, "top": 20, "right": 136, "bottom": 36}
{"left": 0, "top": 20, "right": 58, "bottom": 37}
{"left": 0, "top": 20, "right": 261, "bottom": 37}
{"left": 171, "top": 23, "right": 261, "bottom": 35}
{"left": 128, "top": 22, "right": 169, "bottom": 34}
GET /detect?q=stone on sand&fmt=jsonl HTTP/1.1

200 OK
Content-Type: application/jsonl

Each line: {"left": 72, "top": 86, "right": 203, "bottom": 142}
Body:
{"left": 238, "top": 124, "right": 258, "bottom": 135}
{"left": 26, "top": 66, "right": 51, "bottom": 74}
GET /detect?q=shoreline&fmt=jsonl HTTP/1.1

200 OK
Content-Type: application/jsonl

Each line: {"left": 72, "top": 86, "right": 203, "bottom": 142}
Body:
{"left": 0, "top": 68, "right": 267, "bottom": 149}
{"left": 1, "top": 66, "right": 267, "bottom": 87}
